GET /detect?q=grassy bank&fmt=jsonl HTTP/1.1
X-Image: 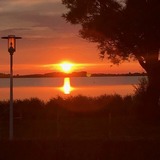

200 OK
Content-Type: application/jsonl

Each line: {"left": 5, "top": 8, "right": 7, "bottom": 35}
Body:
{"left": 0, "top": 94, "right": 160, "bottom": 159}
{"left": 0, "top": 94, "right": 160, "bottom": 140}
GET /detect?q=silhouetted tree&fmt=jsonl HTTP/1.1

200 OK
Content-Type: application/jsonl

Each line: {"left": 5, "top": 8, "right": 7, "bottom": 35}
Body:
{"left": 62, "top": 0, "right": 160, "bottom": 109}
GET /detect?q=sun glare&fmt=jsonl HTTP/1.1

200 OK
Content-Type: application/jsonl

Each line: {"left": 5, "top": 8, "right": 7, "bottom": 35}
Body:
{"left": 60, "top": 62, "right": 73, "bottom": 73}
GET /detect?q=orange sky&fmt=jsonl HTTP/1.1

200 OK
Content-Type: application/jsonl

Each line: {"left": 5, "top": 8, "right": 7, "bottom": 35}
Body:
{"left": 0, "top": 0, "right": 144, "bottom": 75}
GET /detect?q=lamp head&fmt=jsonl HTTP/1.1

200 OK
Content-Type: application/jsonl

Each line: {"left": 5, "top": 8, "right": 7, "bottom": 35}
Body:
{"left": 2, "top": 35, "right": 22, "bottom": 55}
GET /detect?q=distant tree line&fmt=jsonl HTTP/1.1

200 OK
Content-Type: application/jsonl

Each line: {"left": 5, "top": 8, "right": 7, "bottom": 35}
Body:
{"left": 0, "top": 72, "right": 146, "bottom": 78}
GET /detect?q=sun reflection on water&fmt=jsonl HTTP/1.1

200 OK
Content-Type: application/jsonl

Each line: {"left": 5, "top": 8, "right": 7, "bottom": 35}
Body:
{"left": 63, "top": 77, "right": 72, "bottom": 94}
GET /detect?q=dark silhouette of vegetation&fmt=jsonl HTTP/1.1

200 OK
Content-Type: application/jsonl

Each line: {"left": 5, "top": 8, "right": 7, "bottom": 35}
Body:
{"left": 0, "top": 93, "right": 160, "bottom": 140}
{"left": 0, "top": 71, "right": 146, "bottom": 78}
{"left": 133, "top": 77, "right": 148, "bottom": 109}
{"left": 1, "top": 93, "right": 160, "bottom": 159}
{"left": 62, "top": 0, "right": 160, "bottom": 110}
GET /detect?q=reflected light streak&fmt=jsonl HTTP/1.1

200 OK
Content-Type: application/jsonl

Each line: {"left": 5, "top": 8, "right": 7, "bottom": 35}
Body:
{"left": 63, "top": 77, "right": 72, "bottom": 94}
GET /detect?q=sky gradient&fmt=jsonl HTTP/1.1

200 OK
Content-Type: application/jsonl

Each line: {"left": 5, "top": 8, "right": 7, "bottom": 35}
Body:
{"left": 0, "top": 0, "right": 144, "bottom": 74}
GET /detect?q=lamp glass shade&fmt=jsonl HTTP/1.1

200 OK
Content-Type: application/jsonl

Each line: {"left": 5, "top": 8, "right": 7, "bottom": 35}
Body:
{"left": 8, "top": 36, "right": 16, "bottom": 51}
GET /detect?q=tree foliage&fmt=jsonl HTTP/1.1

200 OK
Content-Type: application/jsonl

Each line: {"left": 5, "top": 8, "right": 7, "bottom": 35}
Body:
{"left": 62, "top": 0, "right": 160, "bottom": 108}
{"left": 62, "top": 0, "right": 160, "bottom": 67}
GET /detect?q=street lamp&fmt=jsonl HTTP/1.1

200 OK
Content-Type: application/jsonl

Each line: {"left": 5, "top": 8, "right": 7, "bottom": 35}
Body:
{"left": 1, "top": 35, "right": 22, "bottom": 140}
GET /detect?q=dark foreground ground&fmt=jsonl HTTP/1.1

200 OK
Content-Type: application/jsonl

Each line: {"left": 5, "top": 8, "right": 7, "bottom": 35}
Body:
{"left": 1, "top": 96, "right": 160, "bottom": 159}
{"left": 0, "top": 139, "right": 160, "bottom": 160}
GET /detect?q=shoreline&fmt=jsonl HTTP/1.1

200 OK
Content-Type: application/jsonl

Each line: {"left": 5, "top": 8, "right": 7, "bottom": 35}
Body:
{"left": 0, "top": 72, "right": 147, "bottom": 78}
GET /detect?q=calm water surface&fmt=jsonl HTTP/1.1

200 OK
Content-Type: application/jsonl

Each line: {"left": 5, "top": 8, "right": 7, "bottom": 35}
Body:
{"left": 0, "top": 76, "right": 144, "bottom": 100}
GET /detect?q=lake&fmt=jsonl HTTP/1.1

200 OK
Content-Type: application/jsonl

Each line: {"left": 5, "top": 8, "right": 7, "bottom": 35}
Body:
{"left": 0, "top": 76, "right": 145, "bottom": 101}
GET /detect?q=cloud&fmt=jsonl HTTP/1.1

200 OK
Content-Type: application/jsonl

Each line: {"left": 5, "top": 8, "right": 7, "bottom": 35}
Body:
{"left": 0, "top": 0, "right": 88, "bottom": 72}
{"left": 0, "top": 0, "right": 75, "bottom": 38}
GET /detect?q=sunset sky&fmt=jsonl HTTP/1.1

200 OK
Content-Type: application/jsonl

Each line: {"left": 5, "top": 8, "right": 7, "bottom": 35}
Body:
{"left": 0, "top": 0, "right": 144, "bottom": 74}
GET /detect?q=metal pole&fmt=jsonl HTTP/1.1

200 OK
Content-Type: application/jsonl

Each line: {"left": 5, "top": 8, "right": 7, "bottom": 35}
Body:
{"left": 1, "top": 35, "right": 22, "bottom": 140}
{"left": 9, "top": 53, "right": 13, "bottom": 140}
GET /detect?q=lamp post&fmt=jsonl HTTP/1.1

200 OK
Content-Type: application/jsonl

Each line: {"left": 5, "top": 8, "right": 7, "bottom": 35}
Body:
{"left": 2, "top": 35, "right": 22, "bottom": 140}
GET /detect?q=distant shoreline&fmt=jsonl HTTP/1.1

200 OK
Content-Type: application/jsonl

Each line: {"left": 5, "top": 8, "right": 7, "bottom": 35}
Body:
{"left": 0, "top": 71, "right": 147, "bottom": 78}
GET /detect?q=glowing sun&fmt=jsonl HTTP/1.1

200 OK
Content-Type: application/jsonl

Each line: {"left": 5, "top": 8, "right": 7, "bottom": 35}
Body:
{"left": 60, "top": 62, "right": 73, "bottom": 73}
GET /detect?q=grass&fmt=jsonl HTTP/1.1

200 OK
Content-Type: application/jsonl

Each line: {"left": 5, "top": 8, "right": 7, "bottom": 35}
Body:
{"left": 0, "top": 94, "right": 160, "bottom": 159}
{"left": 0, "top": 94, "right": 160, "bottom": 140}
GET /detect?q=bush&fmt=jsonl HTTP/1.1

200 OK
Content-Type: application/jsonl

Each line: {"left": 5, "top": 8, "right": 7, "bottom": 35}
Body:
{"left": 133, "top": 77, "right": 148, "bottom": 98}
{"left": 1, "top": 93, "right": 156, "bottom": 140}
